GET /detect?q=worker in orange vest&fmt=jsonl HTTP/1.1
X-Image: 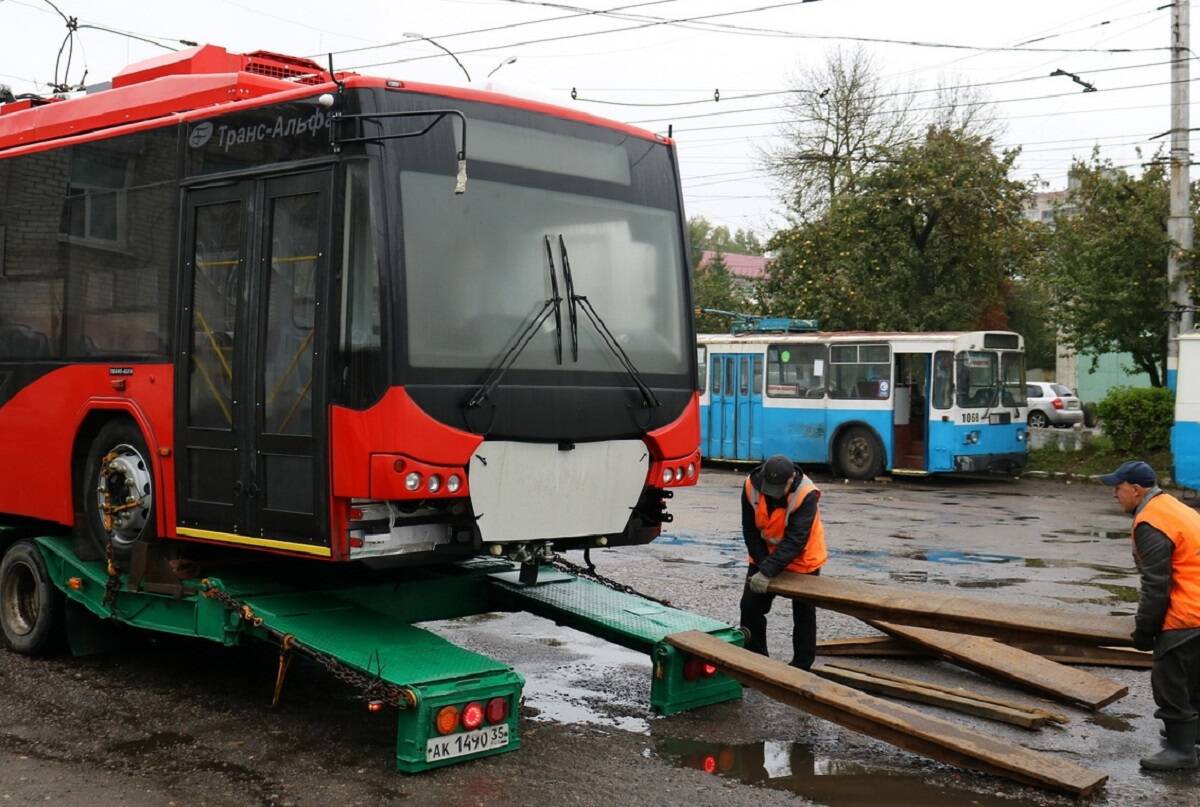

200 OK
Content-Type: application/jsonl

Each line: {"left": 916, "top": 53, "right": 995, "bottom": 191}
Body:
{"left": 1100, "top": 460, "right": 1200, "bottom": 771}
{"left": 740, "top": 454, "right": 828, "bottom": 670}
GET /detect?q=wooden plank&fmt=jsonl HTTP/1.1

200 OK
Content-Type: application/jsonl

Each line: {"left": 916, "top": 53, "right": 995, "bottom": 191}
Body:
{"left": 1016, "top": 643, "right": 1154, "bottom": 670}
{"left": 816, "top": 636, "right": 1154, "bottom": 669}
{"left": 667, "top": 631, "right": 1108, "bottom": 798}
{"left": 813, "top": 666, "right": 1048, "bottom": 729}
{"left": 768, "top": 573, "right": 1134, "bottom": 646}
{"left": 820, "top": 662, "right": 1070, "bottom": 725}
{"left": 869, "top": 621, "right": 1128, "bottom": 710}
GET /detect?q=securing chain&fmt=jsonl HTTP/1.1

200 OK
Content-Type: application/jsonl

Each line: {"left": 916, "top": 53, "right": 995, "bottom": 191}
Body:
{"left": 102, "top": 542, "right": 121, "bottom": 613}
{"left": 200, "top": 580, "right": 417, "bottom": 710}
{"left": 550, "top": 552, "right": 672, "bottom": 607}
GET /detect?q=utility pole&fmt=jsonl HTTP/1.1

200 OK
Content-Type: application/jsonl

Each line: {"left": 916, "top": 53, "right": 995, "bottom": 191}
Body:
{"left": 1168, "top": 0, "right": 1193, "bottom": 389}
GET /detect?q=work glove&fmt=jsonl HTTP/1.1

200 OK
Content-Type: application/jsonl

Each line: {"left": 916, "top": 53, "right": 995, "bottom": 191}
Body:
{"left": 1131, "top": 630, "right": 1157, "bottom": 652}
{"left": 748, "top": 571, "right": 772, "bottom": 595}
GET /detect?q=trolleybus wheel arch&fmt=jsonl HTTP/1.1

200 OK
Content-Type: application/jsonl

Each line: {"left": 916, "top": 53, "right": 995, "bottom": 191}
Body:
{"left": 0, "top": 539, "right": 64, "bottom": 655}
{"left": 79, "top": 420, "right": 157, "bottom": 565}
{"left": 835, "top": 425, "right": 883, "bottom": 481}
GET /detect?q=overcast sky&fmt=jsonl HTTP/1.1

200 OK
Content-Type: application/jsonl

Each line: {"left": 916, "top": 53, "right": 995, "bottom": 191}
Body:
{"left": 0, "top": 0, "right": 1186, "bottom": 240}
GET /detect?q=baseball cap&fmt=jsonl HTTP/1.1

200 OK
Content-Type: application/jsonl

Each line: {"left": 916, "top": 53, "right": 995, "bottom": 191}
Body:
{"left": 1097, "top": 460, "right": 1157, "bottom": 488}
{"left": 757, "top": 454, "right": 796, "bottom": 498}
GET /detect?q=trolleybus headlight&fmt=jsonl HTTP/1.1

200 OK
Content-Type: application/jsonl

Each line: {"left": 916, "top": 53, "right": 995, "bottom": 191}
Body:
{"left": 662, "top": 468, "right": 673, "bottom": 485}
{"left": 435, "top": 705, "right": 460, "bottom": 735}
{"left": 485, "top": 696, "right": 508, "bottom": 724}
{"left": 461, "top": 701, "right": 485, "bottom": 731}
{"left": 446, "top": 474, "right": 462, "bottom": 493}
{"left": 686, "top": 463, "right": 696, "bottom": 479}
{"left": 428, "top": 475, "right": 442, "bottom": 493}
{"left": 405, "top": 472, "right": 423, "bottom": 491}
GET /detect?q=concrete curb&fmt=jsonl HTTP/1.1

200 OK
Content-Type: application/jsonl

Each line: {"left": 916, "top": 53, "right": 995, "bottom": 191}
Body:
{"left": 1019, "top": 469, "right": 1177, "bottom": 487}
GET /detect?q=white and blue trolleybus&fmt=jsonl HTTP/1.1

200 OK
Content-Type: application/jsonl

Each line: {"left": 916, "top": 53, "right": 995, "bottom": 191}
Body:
{"left": 698, "top": 325, "right": 1029, "bottom": 478}
{"left": 1173, "top": 332, "right": 1200, "bottom": 493}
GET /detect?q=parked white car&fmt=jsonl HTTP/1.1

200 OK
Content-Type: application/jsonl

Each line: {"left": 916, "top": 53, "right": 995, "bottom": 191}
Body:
{"left": 1025, "top": 382, "right": 1084, "bottom": 428}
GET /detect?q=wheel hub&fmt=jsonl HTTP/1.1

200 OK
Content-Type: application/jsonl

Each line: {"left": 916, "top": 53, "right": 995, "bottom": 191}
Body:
{"left": 97, "top": 443, "right": 153, "bottom": 548}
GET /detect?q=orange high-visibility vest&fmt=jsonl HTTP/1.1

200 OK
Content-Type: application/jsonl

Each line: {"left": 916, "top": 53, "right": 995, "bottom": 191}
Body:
{"left": 1133, "top": 493, "right": 1200, "bottom": 631}
{"left": 743, "top": 475, "right": 827, "bottom": 574}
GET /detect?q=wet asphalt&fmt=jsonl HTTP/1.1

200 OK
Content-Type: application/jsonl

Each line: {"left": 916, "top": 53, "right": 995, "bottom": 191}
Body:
{"left": 0, "top": 468, "right": 1195, "bottom": 806}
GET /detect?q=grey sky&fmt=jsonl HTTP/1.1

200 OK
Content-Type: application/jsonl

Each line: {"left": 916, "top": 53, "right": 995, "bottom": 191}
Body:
{"left": 0, "top": 0, "right": 1184, "bottom": 238}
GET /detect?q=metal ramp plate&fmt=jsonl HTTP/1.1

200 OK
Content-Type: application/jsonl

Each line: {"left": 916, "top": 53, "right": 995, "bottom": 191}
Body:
{"left": 490, "top": 569, "right": 731, "bottom": 651}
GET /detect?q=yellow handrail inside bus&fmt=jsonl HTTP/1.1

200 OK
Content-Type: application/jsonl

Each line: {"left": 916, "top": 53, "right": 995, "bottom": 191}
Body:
{"left": 277, "top": 378, "right": 313, "bottom": 434}
{"left": 266, "top": 328, "right": 314, "bottom": 405}
{"left": 190, "top": 352, "right": 232, "bottom": 426}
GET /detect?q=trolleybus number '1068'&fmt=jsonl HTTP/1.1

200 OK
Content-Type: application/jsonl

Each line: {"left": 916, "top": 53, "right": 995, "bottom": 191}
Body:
{"left": 961, "top": 413, "right": 983, "bottom": 423}
{"left": 426, "top": 724, "right": 510, "bottom": 762}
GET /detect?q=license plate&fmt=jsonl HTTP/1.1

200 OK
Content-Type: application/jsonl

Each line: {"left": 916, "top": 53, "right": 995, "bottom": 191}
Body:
{"left": 1067, "top": 401, "right": 1080, "bottom": 409}
{"left": 426, "top": 723, "right": 509, "bottom": 762}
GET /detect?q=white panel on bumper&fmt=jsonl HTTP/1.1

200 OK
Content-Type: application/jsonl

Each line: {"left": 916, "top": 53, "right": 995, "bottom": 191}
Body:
{"left": 469, "top": 440, "right": 649, "bottom": 544}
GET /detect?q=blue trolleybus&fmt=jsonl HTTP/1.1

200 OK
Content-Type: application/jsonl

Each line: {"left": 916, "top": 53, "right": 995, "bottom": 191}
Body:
{"left": 1174, "top": 333, "right": 1200, "bottom": 493}
{"left": 698, "top": 329, "right": 1029, "bottom": 478}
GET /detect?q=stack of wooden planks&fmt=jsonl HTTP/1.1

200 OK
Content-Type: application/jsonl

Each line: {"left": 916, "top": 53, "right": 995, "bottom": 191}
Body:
{"left": 665, "top": 573, "right": 1138, "bottom": 797}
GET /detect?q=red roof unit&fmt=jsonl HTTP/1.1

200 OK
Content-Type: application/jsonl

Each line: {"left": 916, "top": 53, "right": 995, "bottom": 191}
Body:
{"left": 112, "top": 45, "right": 329, "bottom": 89}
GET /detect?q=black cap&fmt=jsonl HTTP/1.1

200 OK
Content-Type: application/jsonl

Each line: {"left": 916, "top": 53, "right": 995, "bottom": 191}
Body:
{"left": 1097, "top": 460, "right": 1156, "bottom": 488}
{"left": 757, "top": 455, "right": 796, "bottom": 498}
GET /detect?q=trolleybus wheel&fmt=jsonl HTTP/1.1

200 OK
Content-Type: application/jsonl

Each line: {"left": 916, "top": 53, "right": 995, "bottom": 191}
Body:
{"left": 836, "top": 426, "right": 883, "bottom": 481}
{"left": 1027, "top": 410, "right": 1050, "bottom": 429}
{"left": 80, "top": 420, "right": 157, "bottom": 564}
{"left": 0, "top": 539, "right": 63, "bottom": 655}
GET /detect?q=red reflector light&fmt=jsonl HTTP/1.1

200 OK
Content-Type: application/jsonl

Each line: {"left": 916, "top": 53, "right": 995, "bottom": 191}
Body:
{"left": 435, "top": 705, "right": 460, "bottom": 735}
{"left": 349, "top": 536, "right": 364, "bottom": 548}
{"left": 702, "top": 754, "right": 717, "bottom": 774}
{"left": 1052, "top": 398, "right": 1063, "bottom": 410}
{"left": 702, "top": 662, "right": 718, "bottom": 677}
{"left": 393, "top": 458, "right": 407, "bottom": 472}
{"left": 367, "top": 700, "right": 384, "bottom": 713}
{"left": 485, "top": 696, "right": 509, "bottom": 725}
{"left": 349, "top": 508, "right": 365, "bottom": 520}
{"left": 461, "top": 701, "right": 485, "bottom": 731}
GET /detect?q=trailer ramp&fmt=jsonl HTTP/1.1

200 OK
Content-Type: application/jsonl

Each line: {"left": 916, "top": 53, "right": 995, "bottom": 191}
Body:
{"left": 667, "top": 631, "right": 1107, "bottom": 798}
{"left": 489, "top": 568, "right": 744, "bottom": 714}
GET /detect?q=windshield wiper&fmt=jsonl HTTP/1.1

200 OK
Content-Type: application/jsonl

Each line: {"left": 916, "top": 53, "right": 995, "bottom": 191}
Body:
{"left": 558, "top": 235, "right": 579, "bottom": 362}
{"left": 559, "top": 236, "right": 660, "bottom": 411}
{"left": 464, "top": 249, "right": 563, "bottom": 409}
{"left": 544, "top": 236, "right": 564, "bottom": 366}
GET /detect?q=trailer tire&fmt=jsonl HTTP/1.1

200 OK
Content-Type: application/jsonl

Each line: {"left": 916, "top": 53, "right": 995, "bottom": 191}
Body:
{"left": 836, "top": 426, "right": 883, "bottom": 481}
{"left": 0, "top": 540, "right": 63, "bottom": 655}
{"left": 79, "top": 420, "right": 157, "bottom": 565}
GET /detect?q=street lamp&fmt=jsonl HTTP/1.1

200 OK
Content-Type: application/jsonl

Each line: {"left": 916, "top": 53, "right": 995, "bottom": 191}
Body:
{"left": 402, "top": 32, "right": 471, "bottom": 83}
{"left": 487, "top": 56, "right": 518, "bottom": 79}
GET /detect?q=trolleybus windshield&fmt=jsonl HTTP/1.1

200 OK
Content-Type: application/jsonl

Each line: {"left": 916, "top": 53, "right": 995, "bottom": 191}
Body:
{"left": 382, "top": 98, "right": 689, "bottom": 381}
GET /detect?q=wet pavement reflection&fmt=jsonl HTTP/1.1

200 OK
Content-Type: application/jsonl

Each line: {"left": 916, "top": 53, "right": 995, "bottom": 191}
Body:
{"left": 652, "top": 736, "right": 1017, "bottom": 806}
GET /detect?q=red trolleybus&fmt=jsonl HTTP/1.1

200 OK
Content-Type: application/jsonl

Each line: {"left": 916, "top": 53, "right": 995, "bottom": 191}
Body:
{"left": 0, "top": 46, "right": 699, "bottom": 565}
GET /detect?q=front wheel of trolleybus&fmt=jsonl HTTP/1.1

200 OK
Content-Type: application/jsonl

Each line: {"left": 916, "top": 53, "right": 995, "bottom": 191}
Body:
{"left": 77, "top": 420, "right": 157, "bottom": 566}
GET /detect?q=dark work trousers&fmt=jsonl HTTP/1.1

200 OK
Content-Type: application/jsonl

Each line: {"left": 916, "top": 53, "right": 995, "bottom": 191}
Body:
{"left": 1152, "top": 637, "right": 1200, "bottom": 723}
{"left": 739, "top": 566, "right": 820, "bottom": 670}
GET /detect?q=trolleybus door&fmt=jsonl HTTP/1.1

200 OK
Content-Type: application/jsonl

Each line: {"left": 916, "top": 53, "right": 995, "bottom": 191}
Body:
{"left": 176, "top": 171, "right": 332, "bottom": 552}
{"left": 707, "top": 353, "right": 762, "bottom": 461}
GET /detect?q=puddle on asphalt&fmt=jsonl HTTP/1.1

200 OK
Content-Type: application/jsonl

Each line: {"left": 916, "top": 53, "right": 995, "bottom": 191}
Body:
{"left": 1048, "top": 527, "right": 1129, "bottom": 541}
{"left": 954, "top": 577, "right": 1028, "bottom": 589}
{"left": 898, "top": 549, "right": 1020, "bottom": 565}
{"left": 1086, "top": 712, "right": 1139, "bottom": 733}
{"left": 1024, "top": 558, "right": 1134, "bottom": 574}
{"left": 652, "top": 737, "right": 1015, "bottom": 806}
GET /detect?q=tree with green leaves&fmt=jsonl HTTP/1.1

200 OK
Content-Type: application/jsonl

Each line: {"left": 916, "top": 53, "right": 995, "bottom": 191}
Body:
{"left": 687, "top": 216, "right": 765, "bottom": 259}
{"left": 1039, "top": 155, "right": 1193, "bottom": 387}
{"left": 761, "top": 126, "right": 1036, "bottom": 332}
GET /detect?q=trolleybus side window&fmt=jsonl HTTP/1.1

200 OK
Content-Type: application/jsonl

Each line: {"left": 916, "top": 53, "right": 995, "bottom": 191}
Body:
{"left": 188, "top": 202, "right": 242, "bottom": 430}
{"left": 338, "top": 162, "right": 385, "bottom": 406}
{"left": 711, "top": 353, "right": 721, "bottom": 395}
{"left": 956, "top": 350, "right": 998, "bottom": 409}
{"left": 739, "top": 358, "right": 749, "bottom": 394}
{"left": 828, "top": 343, "right": 890, "bottom": 399}
{"left": 932, "top": 351, "right": 954, "bottom": 409}
{"left": 697, "top": 346, "right": 706, "bottom": 392}
{"left": 766, "top": 343, "right": 826, "bottom": 398}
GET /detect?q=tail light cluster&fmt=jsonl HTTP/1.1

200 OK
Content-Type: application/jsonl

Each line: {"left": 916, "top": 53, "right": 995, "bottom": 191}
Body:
{"left": 648, "top": 449, "right": 702, "bottom": 488}
{"left": 433, "top": 697, "right": 509, "bottom": 736}
{"left": 369, "top": 453, "right": 468, "bottom": 501}
{"left": 682, "top": 655, "right": 719, "bottom": 681}
{"left": 1051, "top": 398, "right": 1064, "bottom": 410}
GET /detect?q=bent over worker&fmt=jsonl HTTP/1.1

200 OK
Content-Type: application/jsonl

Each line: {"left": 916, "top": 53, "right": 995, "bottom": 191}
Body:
{"left": 1100, "top": 460, "right": 1200, "bottom": 771}
{"left": 740, "top": 454, "right": 827, "bottom": 670}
